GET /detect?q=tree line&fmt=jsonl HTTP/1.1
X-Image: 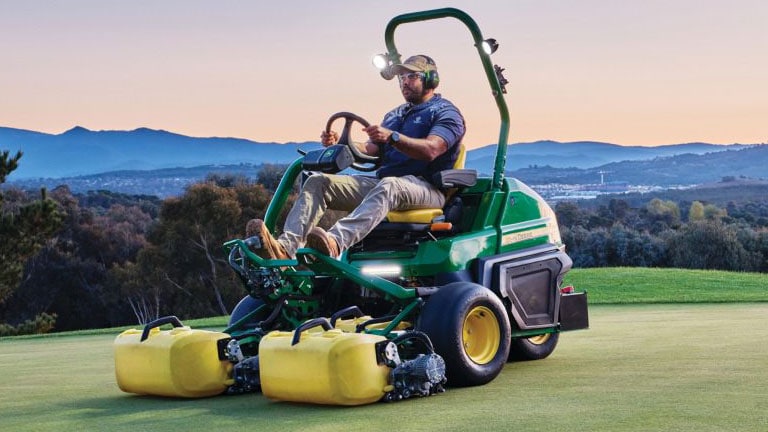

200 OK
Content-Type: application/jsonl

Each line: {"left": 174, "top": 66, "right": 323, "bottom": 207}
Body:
{"left": 556, "top": 197, "right": 768, "bottom": 271}
{"left": 2, "top": 153, "right": 766, "bottom": 334}
{"left": 1, "top": 155, "right": 289, "bottom": 335}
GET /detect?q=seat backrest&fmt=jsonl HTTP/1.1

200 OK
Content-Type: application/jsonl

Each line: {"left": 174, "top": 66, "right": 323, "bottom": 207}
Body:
{"left": 453, "top": 143, "right": 466, "bottom": 169}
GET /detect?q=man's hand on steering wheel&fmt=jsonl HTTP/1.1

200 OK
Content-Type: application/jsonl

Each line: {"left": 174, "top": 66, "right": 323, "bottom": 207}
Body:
{"left": 324, "top": 112, "right": 381, "bottom": 172}
{"left": 320, "top": 130, "right": 339, "bottom": 147}
{"left": 362, "top": 125, "right": 394, "bottom": 145}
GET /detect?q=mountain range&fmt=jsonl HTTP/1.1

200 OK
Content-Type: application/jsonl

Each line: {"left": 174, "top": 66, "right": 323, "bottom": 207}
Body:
{"left": 1, "top": 126, "right": 756, "bottom": 179}
{"left": 1, "top": 126, "right": 764, "bottom": 196}
{"left": 510, "top": 144, "right": 768, "bottom": 187}
{"left": 466, "top": 140, "right": 754, "bottom": 176}
{"left": 0, "top": 126, "right": 308, "bottom": 179}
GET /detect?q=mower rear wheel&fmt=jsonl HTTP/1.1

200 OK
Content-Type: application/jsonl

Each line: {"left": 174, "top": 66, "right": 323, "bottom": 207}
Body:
{"left": 416, "top": 282, "right": 511, "bottom": 387}
{"left": 508, "top": 332, "right": 559, "bottom": 361}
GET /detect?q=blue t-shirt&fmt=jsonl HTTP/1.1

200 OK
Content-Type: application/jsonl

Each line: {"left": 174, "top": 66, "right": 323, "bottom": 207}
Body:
{"left": 376, "top": 94, "right": 465, "bottom": 182}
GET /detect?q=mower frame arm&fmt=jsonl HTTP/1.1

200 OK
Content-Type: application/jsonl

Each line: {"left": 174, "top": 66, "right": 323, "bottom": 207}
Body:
{"left": 263, "top": 158, "right": 304, "bottom": 231}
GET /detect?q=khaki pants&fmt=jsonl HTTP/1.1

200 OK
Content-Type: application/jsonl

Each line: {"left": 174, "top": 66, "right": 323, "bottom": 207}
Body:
{"left": 278, "top": 173, "right": 445, "bottom": 256}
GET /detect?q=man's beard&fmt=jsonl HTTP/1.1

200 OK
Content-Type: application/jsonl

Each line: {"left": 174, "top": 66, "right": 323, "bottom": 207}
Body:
{"left": 402, "top": 85, "right": 427, "bottom": 104}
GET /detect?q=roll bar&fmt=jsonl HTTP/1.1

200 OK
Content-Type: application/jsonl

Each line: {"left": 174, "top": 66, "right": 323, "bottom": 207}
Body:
{"left": 383, "top": 8, "right": 510, "bottom": 190}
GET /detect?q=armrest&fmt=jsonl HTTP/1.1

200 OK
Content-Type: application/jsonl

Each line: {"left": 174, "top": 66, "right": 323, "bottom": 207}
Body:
{"left": 432, "top": 169, "right": 478, "bottom": 189}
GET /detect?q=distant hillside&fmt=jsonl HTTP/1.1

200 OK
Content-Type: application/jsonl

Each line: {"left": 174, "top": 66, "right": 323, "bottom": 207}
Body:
{"left": 1, "top": 125, "right": 754, "bottom": 179}
{"left": 0, "top": 126, "right": 312, "bottom": 179}
{"left": 465, "top": 140, "right": 752, "bottom": 175}
{"left": 585, "top": 179, "right": 768, "bottom": 209}
{"left": 10, "top": 145, "right": 766, "bottom": 198}
{"left": 510, "top": 144, "right": 768, "bottom": 187}
{"left": 7, "top": 164, "right": 269, "bottom": 198}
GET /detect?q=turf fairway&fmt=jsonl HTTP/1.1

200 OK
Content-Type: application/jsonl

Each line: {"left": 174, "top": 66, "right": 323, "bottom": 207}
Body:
{"left": 1, "top": 304, "right": 766, "bottom": 432}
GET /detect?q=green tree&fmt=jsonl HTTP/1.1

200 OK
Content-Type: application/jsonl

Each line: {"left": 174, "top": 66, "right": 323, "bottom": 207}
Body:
{"left": 0, "top": 151, "right": 62, "bottom": 303}
{"left": 0, "top": 151, "right": 62, "bottom": 334}
{"left": 257, "top": 164, "right": 289, "bottom": 191}
{"left": 645, "top": 198, "right": 681, "bottom": 232}
{"left": 605, "top": 225, "right": 667, "bottom": 267}
{"left": 124, "top": 180, "right": 278, "bottom": 321}
{"left": 703, "top": 203, "right": 727, "bottom": 221}
{"left": 144, "top": 182, "right": 241, "bottom": 316}
{"left": 555, "top": 201, "right": 586, "bottom": 228}
{"left": 104, "top": 177, "right": 280, "bottom": 325}
{"left": 6, "top": 186, "right": 157, "bottom": 331}
{"left": 108, "top": 260, "right": 163, "bottom": 325}
{"left": 667, "top": 220, "right": 755, "bottom": 271}
{"left": 561, "top": 225, "right": 609, "bottom": 267}
{"left": 689, "top": 201, "right": 705, "bottom": 222}
{"left": 205, "top": 173, "right": 249, "bottom": 188}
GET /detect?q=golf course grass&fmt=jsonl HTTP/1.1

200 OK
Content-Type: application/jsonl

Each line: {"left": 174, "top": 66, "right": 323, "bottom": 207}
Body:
{"left": 564, "top": 267, "right": 768, "bottom": 303}
{"left": 1, "top": 268, "right": 767, "bottom": 431}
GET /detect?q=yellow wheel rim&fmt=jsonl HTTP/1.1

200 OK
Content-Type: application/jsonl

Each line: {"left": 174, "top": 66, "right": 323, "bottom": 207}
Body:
{"left": 527, "top": 334, "right": 551, "bottom": 345}
{"left": 462, "top": 306, "right": 501, "bottom": 365}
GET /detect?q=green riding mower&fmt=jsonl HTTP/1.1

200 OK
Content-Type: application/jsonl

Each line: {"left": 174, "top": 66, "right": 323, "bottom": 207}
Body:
{"left": 222, "top": 7, "right": 588, "bottom": 394}
{"left": 115, "top": 8, "right": 588, "bottom": 406}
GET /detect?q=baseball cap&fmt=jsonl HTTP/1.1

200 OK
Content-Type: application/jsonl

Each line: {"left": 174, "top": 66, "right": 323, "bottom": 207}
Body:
{"left": 392, "top": 55, "right": 437, "bottom": 74}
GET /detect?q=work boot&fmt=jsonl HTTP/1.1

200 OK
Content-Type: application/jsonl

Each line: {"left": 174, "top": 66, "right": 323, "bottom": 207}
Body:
{"left": 244, "top": 219, "right": 289, "bottom": 260}
{"left": 306, "top": 227, "right": 340, "bottom": 258}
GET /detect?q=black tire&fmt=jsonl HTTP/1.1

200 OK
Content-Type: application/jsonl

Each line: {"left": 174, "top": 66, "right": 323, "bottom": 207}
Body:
{"left": 416, "top": 282, "right": 511, "bottom": 387}
{"left": 228, "top": 295, "right": 268, "bottom": 329}
{"left": 508, "top": 332, "right": 559, "bottom": 361}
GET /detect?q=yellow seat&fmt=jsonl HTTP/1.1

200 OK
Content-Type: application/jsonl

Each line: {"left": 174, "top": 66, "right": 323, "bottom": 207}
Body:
{"left": 385, "top": 208, "right": 444, "bottom": 223}
{"left": 385, "top": 143, "right": 467, "bottom": 224}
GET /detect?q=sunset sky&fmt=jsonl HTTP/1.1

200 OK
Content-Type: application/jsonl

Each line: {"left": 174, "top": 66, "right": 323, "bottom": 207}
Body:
{"left": 1, "top": 0, "right": 766, "bottom": 149}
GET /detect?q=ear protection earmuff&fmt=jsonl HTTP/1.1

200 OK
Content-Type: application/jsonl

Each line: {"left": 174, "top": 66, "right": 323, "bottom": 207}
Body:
{"left": 420, "top": 55, "right": 440, "bottom": 90}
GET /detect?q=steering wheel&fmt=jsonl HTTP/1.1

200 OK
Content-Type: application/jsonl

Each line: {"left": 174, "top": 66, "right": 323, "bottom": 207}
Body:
{"left": 325, "top": 111, "right": 381, "bottom": 172}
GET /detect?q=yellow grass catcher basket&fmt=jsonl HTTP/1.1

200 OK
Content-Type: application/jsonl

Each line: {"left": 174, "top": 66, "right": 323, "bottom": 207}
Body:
{"left": 114, "top": 316, "right": 232, "bottom": 398}
{"left": 258, "top": 318, "right": 391, "bottom": 405}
